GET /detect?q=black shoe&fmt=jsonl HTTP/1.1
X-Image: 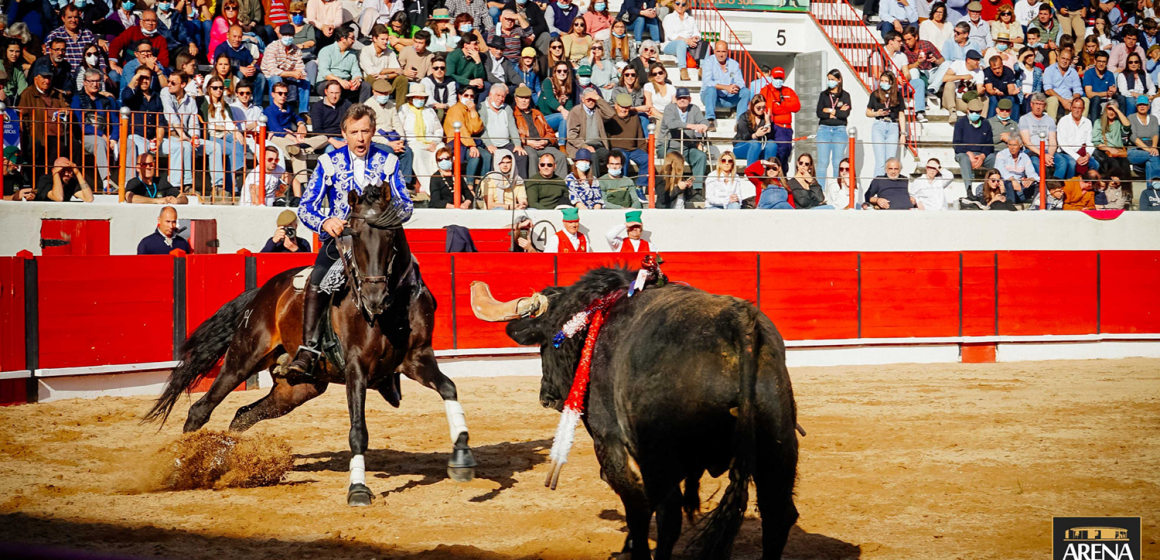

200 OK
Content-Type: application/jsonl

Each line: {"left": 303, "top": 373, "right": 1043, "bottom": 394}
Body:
{"left": 707, "top": 120, "right": 717, "bottom": 132}
{"left": 286, "top": 283, "right": 327, "bottom": 380}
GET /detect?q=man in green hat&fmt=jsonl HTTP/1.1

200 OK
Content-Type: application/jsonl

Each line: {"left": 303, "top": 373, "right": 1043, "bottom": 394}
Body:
{"left": 544, "top": 207, "right": 590, "bottom": 253}
{"left": 2, "top": 147, "right": 33, "bottom": 201}
{"left": 606, "top": 210, "right": 653, "bottom": 253}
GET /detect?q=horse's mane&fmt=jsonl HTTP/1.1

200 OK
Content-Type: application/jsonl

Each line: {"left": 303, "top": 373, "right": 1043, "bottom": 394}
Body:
{"left": 361, "top": 182, "right": 406, "bottom": 229}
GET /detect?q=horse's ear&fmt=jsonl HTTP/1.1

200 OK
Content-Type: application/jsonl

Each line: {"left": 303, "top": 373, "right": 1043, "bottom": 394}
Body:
{"left": 380, "top": 180, "right": 392, "bottom": 202}
{"left": 348, "top": 190, "right": 360, "bottom": 209}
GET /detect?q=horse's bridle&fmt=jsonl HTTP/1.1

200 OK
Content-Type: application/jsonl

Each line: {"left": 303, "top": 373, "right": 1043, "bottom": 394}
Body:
{"left": 338, "top": 218, "right": 402, "bottom": 321}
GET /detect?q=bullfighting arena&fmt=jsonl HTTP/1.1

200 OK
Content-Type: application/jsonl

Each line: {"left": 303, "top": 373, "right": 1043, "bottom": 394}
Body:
{"left": 1, "top": 358, "right": 1157, "bottom": 559}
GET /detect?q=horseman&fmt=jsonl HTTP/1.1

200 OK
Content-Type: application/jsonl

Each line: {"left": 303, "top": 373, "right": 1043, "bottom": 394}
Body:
{"left": 288, "top": 104, "right": 415, "bottom": 380}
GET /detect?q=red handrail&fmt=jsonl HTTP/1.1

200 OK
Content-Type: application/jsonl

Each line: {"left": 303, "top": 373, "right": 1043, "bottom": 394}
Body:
{"left": 808, "top": 0, "right": 918, "bottom": 154}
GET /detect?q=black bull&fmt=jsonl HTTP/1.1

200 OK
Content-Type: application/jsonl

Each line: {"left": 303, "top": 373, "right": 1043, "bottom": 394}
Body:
{"left": 472, "top": 267, "right": 800, "bottom": 560}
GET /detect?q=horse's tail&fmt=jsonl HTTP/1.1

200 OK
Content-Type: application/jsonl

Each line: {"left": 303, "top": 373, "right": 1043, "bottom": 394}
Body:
{"left": 144, "top": 289, "right": 259, "bottom": 425}
{"left": 688, "top": 308, "right": 763, "bottom": 560}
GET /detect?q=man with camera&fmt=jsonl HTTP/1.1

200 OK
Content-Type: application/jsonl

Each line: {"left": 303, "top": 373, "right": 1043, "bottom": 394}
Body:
{"left": 262, "top": 210, "right": 312, "bottom": 253}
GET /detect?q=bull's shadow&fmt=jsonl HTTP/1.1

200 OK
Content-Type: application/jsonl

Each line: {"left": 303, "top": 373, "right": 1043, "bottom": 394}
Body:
{"left": 293, "top": 439, "right": 550, "bottom": 503}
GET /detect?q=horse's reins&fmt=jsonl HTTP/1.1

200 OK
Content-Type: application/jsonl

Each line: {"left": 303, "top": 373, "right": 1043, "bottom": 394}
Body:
{"left": 337, "top": 218, "right": 403, "bottom": 319}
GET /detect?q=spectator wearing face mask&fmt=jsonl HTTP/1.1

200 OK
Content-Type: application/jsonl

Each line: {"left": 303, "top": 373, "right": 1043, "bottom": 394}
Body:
{"left": 264, "top": 24, "right": 313, "bottom": 115}
{"left": 109, "top": 8, "right": 170, "bottom": 76}
{"left": 428, "top": 145, "right": 476, "bottom": 208}
{"left": 45, "top": 4, "right": 96, "bottom": 71}
{"left": 954, "top": 97, "right": 995, "bottom": 199}
{"left": 598, "top": 151, "right": 642, "bottom": 208}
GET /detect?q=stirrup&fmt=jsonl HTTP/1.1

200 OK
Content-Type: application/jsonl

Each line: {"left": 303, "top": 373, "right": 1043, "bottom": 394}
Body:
{"left": 287, "top": 345, "right": 321, "bottom": 374}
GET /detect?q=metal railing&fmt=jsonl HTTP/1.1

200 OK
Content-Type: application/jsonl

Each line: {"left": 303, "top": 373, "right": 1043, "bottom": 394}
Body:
{"left": 809, "top": 0, "right": 919, "bottom": 154}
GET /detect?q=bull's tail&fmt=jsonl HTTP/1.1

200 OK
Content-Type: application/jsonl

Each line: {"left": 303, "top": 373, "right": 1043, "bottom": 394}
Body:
{"left": 688, "top": 310, "right": 763, "bottom": 560}
{"left": 143, "top": 289, "right": 259, "bottom": 425}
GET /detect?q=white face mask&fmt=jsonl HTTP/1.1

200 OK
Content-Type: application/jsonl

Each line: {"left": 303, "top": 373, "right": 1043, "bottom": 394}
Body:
{"left": 375, "top": 95, "right": 391, "bottom": 104}
{"left": 576, "top": 161, "right": 591, "bottom": 172}
{"left": 85, "top": 54, "right": 98, "bottom": 66}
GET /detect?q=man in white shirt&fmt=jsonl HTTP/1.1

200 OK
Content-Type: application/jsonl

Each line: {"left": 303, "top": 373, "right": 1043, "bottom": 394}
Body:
{"left": 909, "top": 158, "right": 955, "bottom": 210}
{"left": 159, "top": 72, "right": 198, "bottom": 189}
{"left": 242, "top": 146, "right": 303, "bottom": 206}
{"left": 606, "top": 211, "right": 655, "bottom": 252}
{"left": 941, "top": 49, "right": 986, "bottom": 121}
{"left": 1056, "top": 97, "right": 1099, "bottom": 180}
{"left": 544, "top": 207, "right": 591, "bottom": 253}
{"left": 230, "top": 80, "right": 265, "bottom": 157}
{"left": 964, "top": 1, "right": 993, "bottom": 50}
{"left": 661, "top": 0, "right": 700, "bottom": 81}
{"left": 1014, "top": 0, "right": 1043, "bottom": 28}
{"left": 360, "top": 24, "right": 407, "bottom": 104}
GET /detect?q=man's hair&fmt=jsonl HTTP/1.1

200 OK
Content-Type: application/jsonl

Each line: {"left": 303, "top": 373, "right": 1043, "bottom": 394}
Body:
{"left": 338, "top": 23, "right": 357, "bottom": 39}
{"left": 1008, "top": 135, "right": 1023, "bottom": 146}
{"left": 1058, "top": 46, "right": 1074, "bottom": 58}
{"left": 1144, "top": 19, "right": 1157, "bottom": 31}
{"left": 414, "top": 29, "right": 431, "bottom": 43}
{"left": 885, "top": 157, "right": 900, "bottom": 166}
{"left": 170, "top": 71, "right": 188, "bottom": 85}
{"left": 1083, "top": 169, "right": 1102, "bottom": 180}
{"left": 265, "top": 145, "right": 280, "bottom": 156}
{"left": 160, "top": 205, "right": 176, "bottom": 217}
{"left": 1026, "top": 27, "right": 1040, "bottom": 36}
{"left": 1096, "top": 50, "right": 1110, "bottom": 60}
{"left": 236, "top": 77, "right": 255, "bottom": 92}
{"left": 903, "top": 25, "right": 919, "bottom": 38}
{"left": 539, "top": 153, "right": 555, "bottom": 163}
{"left": 341, "top": 103, "right": 378, "bottom": 131}
{"left": 1123, "top": 24, "right": 1138, "bottom": 37}
{"left": 137, "top": 153, "right": 155, "bottom": 166}
{"left": 371, "top": 23, "right": 390, "bottom": 38}
{"left": 83, "top": 68, "right": 101, "bottom": 81}
{"left": 883, "top": 31, "right": 902, "bottom": 44}
{"left": 927, "top": 158, "right": 940, "bottom": 166}
{"left": 954, "top": 21, "right": 971, "bottom": 34}
{"left": 324, "top": 79, "right": 342, "bottom": 92}
{"left": 271, "top": 80, "right": 289, "bottom": 92}
{"left": 490, "top": 83, "right": 508, "bottom": 96}
{"left": 607, "top": 150, "right": 624, "bottom": 166}
{"left": 1030, "top": 92, "right": 1047, "bottom": 103}
{"left": 432, "top": 52, "right": 447, "bottom": 64}
{"left": 136, "top": 38, "right": 154, "bottom": 51}
{"left": 49, "top": 37, "right": 66, "bottom": 49}
{"left": 61, "top": 4, "right": 80, "bottom": 17}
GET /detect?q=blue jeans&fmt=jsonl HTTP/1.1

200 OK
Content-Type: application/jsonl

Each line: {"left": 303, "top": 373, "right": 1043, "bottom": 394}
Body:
{"left": 871, "top": 120, "right": 899, "bottom": 177}
{"left": 877, "top": 20, "right": 917, "bottom": 37}
{"left": 815, "top": 124, "right": 849, "bottom": 182}
{"left": 545, "top": 112, "right": 566, "bottom": 146}
{"left": 1052, "top": 151, "right": 1100, "bottom": 180}
{"left": 206, "top": 134, "right": 247, "bottom": 188}
{"left": 732, "top": 140, "right": 778, "bottom": 167}
{"left": 623, "top": 148, "right": 651, "bottom": 187}
{"left": 639, "top": 114, "right": 651, "bottom": 136}
{"left": 632, "top": 16, "right": 661, "bottom": 42}
{"left": 908, "top": 77, "right": 926, "bottom": 112}
{"left": 662, "top": 40, "right": 688, "bottom": 69}
{"left": 1128, "top": 148, "right": 1160, "bottom": 188}
{"left": 1004, "top": 179, "right": 1037, "bottom": 204}
{"left": 269, "top": 75, "right": 311, "bottom": 114}
{"left": 489, "top": 6, "right": 502, "bottom": 25}
{"left": 757, "top": 186, "right": 793, "bottom": 209}
{"left": 161, "top": 137, "right": 194, "bottom": 187}
{"left": 773, "top": 125, "right": 794, "bottom": 169}
{"left": 701, "top": 86, "right": 752, "bottom": 120}
{"left": 461, "top": 144, "right": 492, "bottom": 184}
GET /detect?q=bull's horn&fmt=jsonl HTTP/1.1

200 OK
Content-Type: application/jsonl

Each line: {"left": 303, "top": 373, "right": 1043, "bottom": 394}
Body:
{"left": 470, "top": 281, "right": 548, "bottom": 322}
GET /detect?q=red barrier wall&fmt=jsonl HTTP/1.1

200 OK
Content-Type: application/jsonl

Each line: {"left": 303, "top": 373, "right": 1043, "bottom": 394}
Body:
{"left": 0, "top": 257, "right": 26, "bottom": 405}
{"left": 453, "top": 254, "right": 556, "bottom": 348}
{"left": 997, "top": 252, "right": 1098, "bottom": 336}
{"left": 759, "top": 252, "right": 859, "bottom": 340}
{"left": 861, "top": 252, "right": 960, "bottom": 339}
{"left": 186, "top": 254, "right": 247, "bottom": 332}
{"left": 39, "top": 219, "right": 110, "bottom": 256}
{"left": 254, "top": 253, "right": 315, "bottom": 286}
{"left": 416, "top": 253, "right": 455, "bottom": 350}
{"left": 1100, "top": 251, "right": 1160, "bottom": 334}
{"left": 962, "top": 252, "right": 997, "bottom": 336}
{"left": 37, "top": 256, "right": 174, "bottom": 368}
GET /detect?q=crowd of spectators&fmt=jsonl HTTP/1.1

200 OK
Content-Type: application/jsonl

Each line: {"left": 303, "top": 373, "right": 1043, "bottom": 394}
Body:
{"left": 1, "top": 0, "right": 1155, "bottom": 210}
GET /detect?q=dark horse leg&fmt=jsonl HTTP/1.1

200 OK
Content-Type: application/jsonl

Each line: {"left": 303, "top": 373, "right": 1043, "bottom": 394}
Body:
{"left": 183, "top": 342, "right": 274, "bottom": 433}
{"left": 345, "top": 358, "right": 374, "bottom": 507}
{"left": 399, "top": 349, "right": 476, "bottom": 482}
{"left": 229, "top": 377, "right": 329, "bottom": 432}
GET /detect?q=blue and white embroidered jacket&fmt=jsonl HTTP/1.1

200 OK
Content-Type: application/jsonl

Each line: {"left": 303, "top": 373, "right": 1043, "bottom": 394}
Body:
{"left": 297, "top": 145, "right": 413, "bottom": 240}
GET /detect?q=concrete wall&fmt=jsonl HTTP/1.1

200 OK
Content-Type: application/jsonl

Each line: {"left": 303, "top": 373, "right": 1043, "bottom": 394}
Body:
{"left": 2, "top": 201, "right": 1159, "bottom": 256}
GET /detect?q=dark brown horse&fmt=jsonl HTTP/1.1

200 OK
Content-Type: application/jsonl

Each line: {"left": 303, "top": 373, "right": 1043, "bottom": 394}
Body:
{"left": 145, "top": 182, "right": 476, "bottom": 506}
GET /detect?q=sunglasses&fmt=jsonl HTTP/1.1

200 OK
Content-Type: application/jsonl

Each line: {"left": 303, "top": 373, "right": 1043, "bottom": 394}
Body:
{"left": 208, "top": 85, "right": 223, "bottom": 90}
{"left": 272, "top": 91, "right": 287, "bottom": 95}
{"left": 539, "top": 162, "right": 555, "bottom": 167}
{"left": 651, "top": 71, "right": 665, "bottom": 76}
{"left": 462, "top": 94, "right": 475, "bottom": 99}
{"left": 265, "top": 156, "right": 280, "bottom": 163}
{"left": 224, "top": 5, "right": 238, "bottom": 10}
{"left": 798, "top": 161, "right": 811, "bottom": 166}
{"left": 840, "top": 166, "right": 850, "bottom": 171}
{"left": 237, "top": 90, "right": 252, "bottom": 95}
{"left": 720, "top": 158, "right": 734, "bottom": 163}
{"left": 437, "top": 157, "right": 452, "bottom": 162}
{"left": 551, "top": 44, "right": 563, "bottom": 49}
{"left": 624, "top": 72, "right": 636, "bottom": 76}
{"left": 556, "top": 70, "right": 569, "bottom": 74}
{"left": 433, "top": 65, "right": 446, "bottom": 70}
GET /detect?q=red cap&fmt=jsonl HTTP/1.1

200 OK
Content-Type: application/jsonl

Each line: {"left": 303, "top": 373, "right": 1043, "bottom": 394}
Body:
{"left": 771, "top": 67, "right": 785, "bottom": 79}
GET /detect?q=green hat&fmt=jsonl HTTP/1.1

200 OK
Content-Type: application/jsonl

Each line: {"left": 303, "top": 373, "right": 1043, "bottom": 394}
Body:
{"left": 561, "top": 207, "right": 580, "bottom": 222}
{"left": 2, "top": 146, "right": 18, "bottom": 164}
{"left": 578, "top": 64, "right": 592, "bottom": 77}
{"left": 625, "top": 210, "right": 642, "bottom": 226}
{"left": 615, "top": 93, "right": 633, "bottom": 107}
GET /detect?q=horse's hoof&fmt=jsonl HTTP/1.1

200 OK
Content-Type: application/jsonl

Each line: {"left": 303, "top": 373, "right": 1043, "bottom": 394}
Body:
{"left": 347, "top": 483, "right": 374, "bottom": 507}
{"left": 447, "top": 466, "right": 475, "bottom": 482}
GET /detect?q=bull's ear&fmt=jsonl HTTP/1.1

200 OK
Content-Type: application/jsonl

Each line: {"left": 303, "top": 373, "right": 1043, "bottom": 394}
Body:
{"left": 507, "top": 319, "right": 548, "bottom": 346}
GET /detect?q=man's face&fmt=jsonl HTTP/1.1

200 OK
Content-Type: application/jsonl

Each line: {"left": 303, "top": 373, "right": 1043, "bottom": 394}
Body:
{"left": 582, "top": 93, "right": 597, "bottom": 109}
{"left": 264, "top": 151, "right": 279, "bottom": 172}
{"left": 325, "top": 84, "right": 342, "bottom": 104}
{"left": 888, "top": 36, "right": 902, "bottom": 52}
{"left": 626, "top": 224, "right": 641, "bottom": 240}
{"left": 904, "top": 34, "right": 917, "bottom": 49}
{"left": 460, "top": 91, "right": 475, "bottom": 108}
{"left": 168, "top": 76, "right": 184, "bottom": 95}
{"left": 1096, "top": 56, "right": 1108, "bottom": 71}
{"left": 1008, "top": 140, "right": 1021, "bottom": 155}
{"left": 59, "top": 164, "right": 75, "bottom": 183}
{"left": 538, "top": 157, "right": 554, "bottom": 176}
{"left": 676, "top": 96, "right": 690, "bottom": 110}
{"left": 966, "top": 58, "right": 979, "bottom": 71}
{"left": 159, "top": 209, "right": 178, "bottom": 237}
{"left": 489, "top": 87, "right": 505, "bottom": 108}
{"left": 374, "top": 32, "right": 390, "bottom": 51}
{"left": 515, "top": 95, "right": 531, "bottom": 110}
{"left": 885, "top": 160, "right": 900, "bottom": 179}
{"left": 63, "top": 11, "right": 80, "bottom": 31}
{"left": 563, "top": 220, "right": 579, "bottom": 234}
{"left": 955, "top": 28, "right": 968, "bottom": 45}
{"left": 343, "top": 115, "right": 374, "bottom": 158}
{"left": 989, "top": 57, "right": 1003, "bottom": 73}
{"left": 1126, "top": 35, "right": 1138, "bottom": 49}
{"left": 673, "top": 0, "right": 686, "bottom": 13}
{"left": 228, "top": 27, "right": 243, "bottom": 48}
{"left": 463, "top": 40, "right": 477, "bottom": 55}
{"left": 137, "top": 72, "right": 153, "bottom": 90}
{"left": 1038, "top": 9, "right": 1052, "bottom": 24}
{"left": 1058, "top": 51, "right": 1072, "bottom": 69}
{"left": 1071, "top": 100, "right": 1085, "bottom": 119}
{"left": 49, "top": 43, "right": 65, "bottom": 63}
{"left": 501, "top": 14, "right": 515, "bottom": 31}
{"left": 608, "top": 158, "right": 623, "bottom": 175}
{"left": 499, "top": 156, "right": 512, "bottom": 173}
{"left": 970, "top": 8, "right": 981, "bottom": 22}
{"left": 1027, "top": 33, "right": 1040, "bottom": 46}
{"left": 925, "top": 160, "right": 939, "bottom": 179}
{"left": 34, "top": 74, "right": 51, "bottom": 92}
{"left": 141, "top": 12, "right": 159, "bottom": 33}
{"left": 714, "top": 42, "right": 728, "bottom": 64}
{"left": 1080, "top": 177, "right": 1094, "bottom": 191}
{"left": 415, "top": 37, "right": 428, "bottom": 53}
{"left": 615, "top": 104, "right": 630, "bottom": 118}
{"left": 236, "top": 87, "right": 252, "bottom": 104}
{"left": 1031, "top": 99, "right": 1045, "bottom": 116}
{"left": 137, "top": 44, "right": 155, "bottom": 65}
{"left": 83, "top": 73, "right": 101, "bottom": 94}
{"left": 272, "top": 87, "right": 288, "bottom": 106}
{"left": 140, "top": 157, "right": 156, "bottom": 181}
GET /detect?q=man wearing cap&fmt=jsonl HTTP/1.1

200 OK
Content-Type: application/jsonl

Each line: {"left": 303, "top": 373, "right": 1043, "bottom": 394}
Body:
{"left": 361, "top": 24, "right": 408, "bottom": 103}
{"left": 566, "top": 86, "right": 616, "bottom": 175}
{"left": 1042, "top": 46, "right": 1084, "bottom": 120}
{"left": 35, "top": 157, "right": 93, "bottom": 203}
{"left": 483, "top": 34, "right": 522, "bottom": 89}
{"left": 953, "top": 97, "right": 996, "bottom": 198}
{"left": 941, "top": 48, "right": 986, "bottom": 122}
{"left": 263, "top": 23, "right": 313, "bottom": 115}
{"left": 544, "top": 207, "right": 590, "bottom": 253}
{"left": 126, "top": 153, "right": 189, "bottom": 205}
{"left": 367, "top": 78, "right": 405, "bottom": 141}
{"left": 289, "top": 104, "right": 413, "bottom": 378}
{"left": 659, "top": 86, "right": 709, "bottom": 195}
{"left": 262, "top": 210, "right": 313, "bottom": 253}
{"left": 606, "top": 211, "right": 652, "bottom": 252}
{"left": 756, "top": 67, "right": 800, "bottom": 169}
{"left": 514, "top": 85, "right": 566, "bottom": 178}
{"left": 964, "top": 2, "right": 993, "bottom": 50}
{"left": 137, "top": 207, "right": 192, "bottom": 255}
{"left": 606, "top": 93, "right": 650, "bottom": 191}
{"left": 18, "top": 66, "right": 69, "bottom": 177}
{"left": 877, "top": 0, "right": 918, "bottom": 39}
{"left": 2, "top": 148, "right": 34, "bottom": 202}
{"left": 701, "top": 40, "right": 752, "bottom": 130}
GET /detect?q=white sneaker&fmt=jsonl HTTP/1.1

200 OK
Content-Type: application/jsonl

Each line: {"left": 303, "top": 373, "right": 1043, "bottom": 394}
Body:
{"left": 916, "top": 112, "right": 929, "bottom": 123}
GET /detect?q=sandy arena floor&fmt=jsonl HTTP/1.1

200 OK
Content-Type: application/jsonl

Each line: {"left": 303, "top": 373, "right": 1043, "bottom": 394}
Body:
{"left": 0, "top": 358, "right": 1157, "bottom": 559}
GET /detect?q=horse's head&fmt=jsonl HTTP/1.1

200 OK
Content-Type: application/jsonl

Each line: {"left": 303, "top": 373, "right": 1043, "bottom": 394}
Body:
{"left": 345, "top": 181, "right": 407, "bottom": 317}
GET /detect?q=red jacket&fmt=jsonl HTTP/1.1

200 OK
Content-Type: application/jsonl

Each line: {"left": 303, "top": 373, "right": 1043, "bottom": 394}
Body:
{"left": 743, "top": 161, "right": 795, "bottom": 207}
{"left": 761, "top": 85, "right": 800, "bottom": 128}
{"left": 109, "top": 27, "right": 170, "bottom": 68}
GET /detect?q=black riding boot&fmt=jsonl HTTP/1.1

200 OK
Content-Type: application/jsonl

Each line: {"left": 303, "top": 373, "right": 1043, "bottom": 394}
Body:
{"left": 287, "top": 283, "right": 326, "bottom": 379}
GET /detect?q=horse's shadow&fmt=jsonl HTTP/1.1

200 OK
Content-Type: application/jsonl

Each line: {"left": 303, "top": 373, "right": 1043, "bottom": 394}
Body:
{"left": 293, "top": 439, "right": 551, "bottom": 503}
